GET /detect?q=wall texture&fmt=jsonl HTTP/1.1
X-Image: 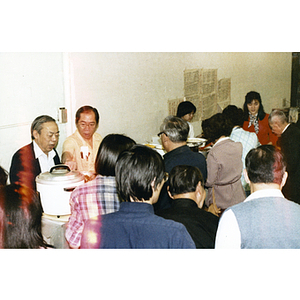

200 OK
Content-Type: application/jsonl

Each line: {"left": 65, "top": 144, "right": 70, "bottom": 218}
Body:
{"left": 68, "top": 52, "right": 292, "bottom": 142}
{"left": 0, "top": 52, "right": 292, "bottom": 173}
{"left": 0, "top": 53, "right": 66, "bottom": 171}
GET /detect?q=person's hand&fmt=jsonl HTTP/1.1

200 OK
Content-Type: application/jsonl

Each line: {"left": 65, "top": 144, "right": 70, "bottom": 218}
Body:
{"left": 83, "top": 173, "right": 96, "bottom": 183}
{"left": 64, "top": 160, "right": 77, "bottom": 171}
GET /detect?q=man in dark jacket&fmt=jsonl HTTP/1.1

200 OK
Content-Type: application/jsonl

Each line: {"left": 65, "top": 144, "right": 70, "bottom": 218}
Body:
{"left": 156, "top": 165, "right": 219, "bottom": 248}
{"left": 269, "top": 109, "right": 300, "bottom": 204}
{"left": 9, "top": 115, "right": 60, "bottom": 190}
{"left": 154, "top": 116, "right": 207, "bottom": 211}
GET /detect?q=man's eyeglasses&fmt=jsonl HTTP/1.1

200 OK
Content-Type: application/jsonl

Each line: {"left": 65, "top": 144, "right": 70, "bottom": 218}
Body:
{"left": 157, "top": 131, "right": 167, "bottom": 137}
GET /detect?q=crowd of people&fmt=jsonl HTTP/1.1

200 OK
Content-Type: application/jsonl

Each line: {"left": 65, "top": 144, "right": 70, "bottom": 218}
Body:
{"left": 1, "top": 91, "right": 300, "bottom": 249}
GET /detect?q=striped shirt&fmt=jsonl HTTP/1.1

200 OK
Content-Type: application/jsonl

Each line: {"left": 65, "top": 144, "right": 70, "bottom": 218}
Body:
{"left": 65, "top": 175, "right": 119, "bottom": 248}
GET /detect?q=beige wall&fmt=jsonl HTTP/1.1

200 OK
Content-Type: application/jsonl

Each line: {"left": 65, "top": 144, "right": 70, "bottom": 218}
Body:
{"left": 0, "top": 52, "right": 292, "bottom": 173}
{"left": 67, "top": 52, "right": 292, "bottom": 142}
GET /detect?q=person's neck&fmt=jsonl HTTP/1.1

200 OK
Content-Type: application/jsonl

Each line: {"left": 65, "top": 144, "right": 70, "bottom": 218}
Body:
{"left": 250, "top": 182, "right": 281, "bottom": 194}
{"left": 213, "top": 135, "right": 226, "bottom": 145}
{"left": 82, "top": 136, "right": 93, "bottom": 148}
{"left": 173, "top": 193, "right": 196, "bottom": 201}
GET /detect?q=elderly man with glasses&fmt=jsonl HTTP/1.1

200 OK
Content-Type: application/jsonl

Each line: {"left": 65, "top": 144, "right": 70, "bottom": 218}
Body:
{"left": 154, "top": 116, "right": 207, "bottom": 212}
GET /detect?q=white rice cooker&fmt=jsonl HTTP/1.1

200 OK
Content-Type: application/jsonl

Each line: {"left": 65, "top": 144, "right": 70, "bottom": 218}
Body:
{"left": 36, "top": 165, "right": 85, "bottom": 216}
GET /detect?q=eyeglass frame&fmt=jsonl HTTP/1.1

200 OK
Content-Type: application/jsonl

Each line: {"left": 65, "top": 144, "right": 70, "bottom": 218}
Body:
{"left": 157, "top": 131, "right": 167, "bottom": 137}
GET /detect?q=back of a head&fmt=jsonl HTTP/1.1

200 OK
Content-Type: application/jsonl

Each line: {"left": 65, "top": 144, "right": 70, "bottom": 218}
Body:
{"left": 245, "top": 145, "right": 286, "bottom": 185}
{"left": 115, "top": 145, "right": 165, "bottom": 202}
{"left": 160, "top": 116, "right": 189, "bottom": 143}
{"left": 222, "top": 105, "right": 244, "bottom": 127}
{"left": 202, "top": 113, "right": 232, "bottom": 143}
{"left": 0, "top": 184, "right": 46, "bottom": 249}
{"left": 168, "top": 165, "right": 204, "bottom": 197}
{"left": 176, "top": 101, "right": 196, "bottom": 118}
{"left": 95, "top": 134, "right": 136, "bottom": 176}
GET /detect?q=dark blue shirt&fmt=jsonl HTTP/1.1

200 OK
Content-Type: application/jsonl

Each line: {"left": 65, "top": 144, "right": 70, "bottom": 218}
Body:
{"left": 81, "top": 202, "right": 196, "bottom": 249}
{"left": 154, "top": 145, "right": 207, "bottom": 211}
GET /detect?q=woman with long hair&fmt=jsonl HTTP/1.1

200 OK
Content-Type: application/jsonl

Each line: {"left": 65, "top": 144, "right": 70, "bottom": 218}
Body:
{"left": 242, "top": 91, "right": 277, "bottom": 145}
{"left": 0, "top": 184, "right": 51, "bottom": 249}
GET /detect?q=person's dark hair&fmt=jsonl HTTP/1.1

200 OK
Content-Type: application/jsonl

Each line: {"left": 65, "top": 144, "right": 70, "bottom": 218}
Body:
{"left": 168, "top": 165, "right": 204, "bottom": 196}
{"left": 95, "top": 134, "right": 136, "bottom": 176}
{"left": 0, "top": 184, "right": 51, "bottom": 249}
{"left": 31, "top": 115, "right": 56, "bottom": 140}
{"left": 75, "top": 106, "right": 100, "bottom": 125}
{"left": 222, "top": 105, "right": 244, "bottom": 128}
{"left": 159, "top": 116, "right": 189, "bottom": 142}
{"left": 243, "top": 91, "right": 266, "bottom": 121}
{"left": 176, "top": 101, "right": 196, "bottom": 118}
{"left": 0, "top": 166, "right": 8, "bottom": 186}
{"left": 201, "top": 113, "right": 232, "bottom": 143}
{"left": 115, "top": 145, "right": 165, "bottom": 202}
{"left": 245, "top": 145, "right": 286, "bottom": 185}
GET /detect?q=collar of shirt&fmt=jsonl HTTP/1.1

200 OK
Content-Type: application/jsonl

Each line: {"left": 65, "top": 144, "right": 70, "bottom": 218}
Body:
{"left": 119, "top": 201, "right": 154, "bottom": 213}
{"left": 245, "top": 189, "right": 285, "bottom": 202}
{"left": 172, "top": 198, "right": 199, "bottom": 208}
{"left": 33, "top": 140, "right": 56, "bottom": 173}
{"left": 33, "top": 140, "right": 55, "bottom": 160}
{"left": 214, "top": 136, "right": 230, "bottom": 146}
{"left": 164, "top": 144, "right": 189, "bottom": 158}
{"left": 281, "top": 123, "right": 290, "bottom": 134}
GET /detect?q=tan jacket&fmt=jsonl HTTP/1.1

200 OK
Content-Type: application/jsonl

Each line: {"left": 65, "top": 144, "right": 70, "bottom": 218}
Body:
{"left": 205, "top": 138, "right": 246, "bottom": 210}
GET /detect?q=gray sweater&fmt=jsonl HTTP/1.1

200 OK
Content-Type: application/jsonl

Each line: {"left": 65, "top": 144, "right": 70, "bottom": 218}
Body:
{"left": 231, "top": 197, "right": 300, "bottom": 249}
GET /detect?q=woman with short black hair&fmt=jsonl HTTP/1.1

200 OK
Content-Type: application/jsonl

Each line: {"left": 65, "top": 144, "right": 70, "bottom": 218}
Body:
{"left": 176, "top": 101, "right": 196, "bottom": 138}
{"left": 202, "top": 113, "right": 246, "bottom": 215}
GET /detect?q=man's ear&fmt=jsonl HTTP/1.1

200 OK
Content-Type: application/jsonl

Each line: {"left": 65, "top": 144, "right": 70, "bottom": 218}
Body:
{"left": 32, "top": 130, "right": 39, "bottom": 140}
{"left": 243, "top": 169, "right": 250, "bottom": 184}
{"left": 196, "top": 182, "right": 205, "bottom": 208}
{"left": 280, "top": 171, "right": 288, "bottom": 189}
{"left": 161, "top": 133, "right": 169, "bottom": 143}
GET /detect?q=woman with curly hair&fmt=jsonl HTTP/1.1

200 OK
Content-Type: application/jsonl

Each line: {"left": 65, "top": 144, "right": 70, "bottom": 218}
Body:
{"left": 202, "top": 113, "right": 246, "bottom": 215}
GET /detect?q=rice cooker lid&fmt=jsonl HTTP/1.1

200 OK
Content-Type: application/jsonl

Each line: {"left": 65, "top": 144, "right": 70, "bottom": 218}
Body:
{"left": 36, "top": 164, "right": 85, "bottom": 185}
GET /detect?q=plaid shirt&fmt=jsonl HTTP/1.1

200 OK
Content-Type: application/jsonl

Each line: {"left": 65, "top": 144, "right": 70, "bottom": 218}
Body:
{"left": 230, "top": 127, "right": 260, "bottom": 190}
{"left": 65, "top": 175, "right": 119, "bottom": 248}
